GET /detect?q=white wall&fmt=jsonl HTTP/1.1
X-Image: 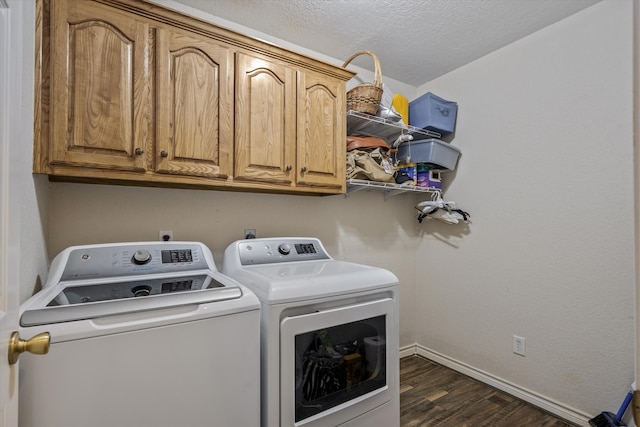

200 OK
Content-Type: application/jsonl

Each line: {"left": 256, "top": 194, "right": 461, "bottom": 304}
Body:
{"left": 634, "top": 0, "right": 640, "bottom": 398}
{"left": 18, "top": 0, "right": 637, "bottom": 423}
{"left": 415, "top": 0, "right": 635, "bottom": 419}
{"left": 47, "top": 184, "right": 420, "bottom": 348}
{"left": 8, "top": 0, "right": 49, "bottom": 304}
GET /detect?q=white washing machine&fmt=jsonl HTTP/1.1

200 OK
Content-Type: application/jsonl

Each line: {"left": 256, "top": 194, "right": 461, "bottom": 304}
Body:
{"left": 222, "top": 237, "right": 399, "bottom": 427}
{"left": 17, "top": 241, "right": 261, "bottom": 427}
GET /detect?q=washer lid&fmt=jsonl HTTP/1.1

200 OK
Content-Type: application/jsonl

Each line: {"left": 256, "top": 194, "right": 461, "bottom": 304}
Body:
{"left": 20, "top": 272, "right": 242, "bottom": 326}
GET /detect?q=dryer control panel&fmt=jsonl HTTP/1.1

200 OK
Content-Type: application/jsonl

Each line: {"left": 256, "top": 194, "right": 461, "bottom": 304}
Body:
{"left": 236, "top": 238, "right": 330, "bottom": 266}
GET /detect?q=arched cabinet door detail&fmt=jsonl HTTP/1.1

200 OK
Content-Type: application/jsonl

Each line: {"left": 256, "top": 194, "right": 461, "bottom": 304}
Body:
{"left": 234, "top": 53, "right": 296, "bottom": 186}
{"left": 156, "top": 28, "right": 232, "bottom": 179}
{"left": 297, "top": 74, "right": 345, "bottom": 191}
{"left": 50, "top": 0, "right": 150, "bottom": 172}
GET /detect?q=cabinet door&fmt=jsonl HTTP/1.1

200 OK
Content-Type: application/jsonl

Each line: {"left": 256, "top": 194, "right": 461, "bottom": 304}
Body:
{"left": 297, "top": 71, "right": 346, "bottom": 191}
{"left": 49, "top": 0, "right": 150, "bottom": 171}
{"left": 235, "top": 53, "right": 296, "bottom": 185}
{"left": 156, "top": 28, "right": 233, "bottom": 179}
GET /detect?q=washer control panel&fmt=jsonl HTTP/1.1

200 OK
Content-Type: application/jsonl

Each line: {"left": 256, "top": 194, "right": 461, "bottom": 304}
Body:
{"left": 237, "top": 238, "right": 330, "bottom": 266}
{"left": 59, "top": 242, "right": 211, "bottom": 281}
{"left": 47, "top": 274, "right": 221, "bottom": 305}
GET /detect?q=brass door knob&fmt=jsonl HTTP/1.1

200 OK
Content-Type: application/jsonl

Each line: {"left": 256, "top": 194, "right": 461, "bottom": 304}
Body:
{"left": 285, "top": 165, "right": 292, "bottom": 171}
{"left": 301, "top": 166, "right": 308, "bottom": 173}
{"left": 160, "top": 150, "right": 168, "bottom": 158}
{"left": 134, "top": 147, "right": 144, "bottom": 155}
{"left": 8, "top": 331, "right": 50, "bottom": 365}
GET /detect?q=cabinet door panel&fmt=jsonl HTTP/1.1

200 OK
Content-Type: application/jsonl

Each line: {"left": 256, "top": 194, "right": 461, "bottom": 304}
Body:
{"left": 297, "top": 71, "right": 346, "bottom": 190}
{"left": 50, "top": 0, "right": 149, "bottom": 171}
{"left": 235, "top": 53, "right": 296, "bottom": 184}
{"left": 156, "top": 29, "right": 232, "bottom": 178}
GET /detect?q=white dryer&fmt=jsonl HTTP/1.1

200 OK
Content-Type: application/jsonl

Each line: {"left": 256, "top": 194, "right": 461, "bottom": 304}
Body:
{"left": 223, "top": 237, "right": 399, "bottom": 427}
{"left": 18, "top": 241, "right": 260, "bottom": 427}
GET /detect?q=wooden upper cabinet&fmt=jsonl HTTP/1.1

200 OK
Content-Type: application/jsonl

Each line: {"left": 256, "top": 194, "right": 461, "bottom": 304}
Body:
{"left": 49, "top": 0, "right": 151, "bottom": 171}
{"left": 234, "top": 53, "right": 297, "bottom": 186}
{"left": 155, "top": 28, "right": 233, "bottom": 179}
{"left": 235, "top": 54, "right": 347, "bottom": 192}
{"left": 297, "top": 71, "right": 346, "bottom": 191}
{"left": 35, "top": 0, "right": 355, "bottom": 194}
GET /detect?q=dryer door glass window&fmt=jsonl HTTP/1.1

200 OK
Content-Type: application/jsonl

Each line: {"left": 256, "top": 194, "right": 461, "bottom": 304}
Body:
{"left": 294, "top": 316, "right": 385, "bottom": 421}
{"left": 280, "top": 298, "right": 394, "bottom": 425}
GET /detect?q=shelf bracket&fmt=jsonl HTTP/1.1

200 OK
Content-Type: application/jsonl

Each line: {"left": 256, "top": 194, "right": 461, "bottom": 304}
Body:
{"left": 344, "top": 185, "right": 369, "bottom": 198}
{"left": 384, "top": 189, "right": 407, "bottom": 200}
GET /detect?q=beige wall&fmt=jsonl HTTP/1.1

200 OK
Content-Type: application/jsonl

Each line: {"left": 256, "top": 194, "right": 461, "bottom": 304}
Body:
{"left": 635, "top": 0, "right": 640, "bottom": 405}
{"left": 415, "top": 0, "right": 635, "bottom": 419}
{"left": 46, "top": 183, "right": 422, "bottom": 348}
{"left": 9, "top": 0, "right": 49, "bottom": 304}
{"left": 15, "top": 0, "right": 637, "bottom": 423}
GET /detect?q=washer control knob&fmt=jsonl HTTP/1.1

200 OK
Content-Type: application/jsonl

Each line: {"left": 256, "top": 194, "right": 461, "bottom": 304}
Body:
{"left": 132, "top": 249, "right": 152, "bottom": 265}
{"left": 132, "top": 285, "right": 152, "bottom": 297}
{"left": 278, "top": 244, "right": 291, "bottom": 255}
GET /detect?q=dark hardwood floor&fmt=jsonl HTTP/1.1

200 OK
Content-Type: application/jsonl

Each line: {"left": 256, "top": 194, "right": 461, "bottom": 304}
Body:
{"left": 400, "top": 356, "right": 578, "bottom": 427}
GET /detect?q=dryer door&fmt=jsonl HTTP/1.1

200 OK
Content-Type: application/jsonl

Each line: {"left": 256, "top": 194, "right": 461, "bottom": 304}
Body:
{"left": 280, "top": 298, "right": 395, "bottom": 427}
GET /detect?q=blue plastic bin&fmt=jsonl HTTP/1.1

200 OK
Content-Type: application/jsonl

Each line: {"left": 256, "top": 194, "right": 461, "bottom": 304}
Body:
{"left": 396, "top": 138, "right": 461, "bottom": 171}
{"left": 409, "top": 92, "right": 458, "bottom": 135}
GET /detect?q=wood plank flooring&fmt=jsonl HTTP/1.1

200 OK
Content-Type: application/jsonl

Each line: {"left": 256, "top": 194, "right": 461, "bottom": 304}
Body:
{"left": 400, "top": 356, "right": 578, "bottom": 427}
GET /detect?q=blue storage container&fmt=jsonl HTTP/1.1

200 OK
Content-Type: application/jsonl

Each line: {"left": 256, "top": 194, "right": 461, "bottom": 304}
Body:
{"left": 395, "top": 138, "right": 461, "bottom": 171}
{"left": 409, "top": 92, "right": 458, "bottom": 135}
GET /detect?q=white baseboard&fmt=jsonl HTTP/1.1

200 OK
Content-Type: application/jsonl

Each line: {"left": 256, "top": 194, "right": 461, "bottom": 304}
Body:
{"left": 398, "top": 343, "right": 591, "bottom": 427}
{"left": 399, "top": 344, "right": 416, "bottom": 359}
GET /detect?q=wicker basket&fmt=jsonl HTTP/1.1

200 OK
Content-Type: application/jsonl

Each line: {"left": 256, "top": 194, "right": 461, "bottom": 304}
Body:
{"left": 342, "top": 51, "right": 383, "bottom": 115}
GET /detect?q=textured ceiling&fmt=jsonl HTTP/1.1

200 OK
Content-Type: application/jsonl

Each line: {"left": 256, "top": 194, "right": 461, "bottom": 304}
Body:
{"left": 171, "top": 0, "right": 601, "bottom": 87}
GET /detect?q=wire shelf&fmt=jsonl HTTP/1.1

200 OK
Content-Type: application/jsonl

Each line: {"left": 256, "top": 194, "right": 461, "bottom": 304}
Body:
{"left": 346, "top": 179, "right": 440, "bottom": 200}
{"left": 346, "top": 110, "right": 441, "bottom": 144}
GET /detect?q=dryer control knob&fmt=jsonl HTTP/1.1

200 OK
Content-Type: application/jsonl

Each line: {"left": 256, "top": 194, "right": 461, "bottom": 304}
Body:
{"left": 132, "top": 249, "right": 152, "bottom": 265}
{"left": 278, "top": 244, "right": 291, "bottom": 255}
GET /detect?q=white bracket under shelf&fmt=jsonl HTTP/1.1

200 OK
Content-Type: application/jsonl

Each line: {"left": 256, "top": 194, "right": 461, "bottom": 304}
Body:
{"left": 345, "top": 179, "right": 440, "bottom": 200}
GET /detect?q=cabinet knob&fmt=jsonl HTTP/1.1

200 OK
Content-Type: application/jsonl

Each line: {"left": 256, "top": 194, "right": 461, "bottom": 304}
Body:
{"left": 301, "top": 166, "right": 308, "bottom": 173}
{"left": 285, "top": 165, "right": 292, "bottom": 172}
{"left": 160, "top": 150, "right": 168, "bottom": 158}
{"left": 134, "top": 147, "right": 144, "bottom": 155}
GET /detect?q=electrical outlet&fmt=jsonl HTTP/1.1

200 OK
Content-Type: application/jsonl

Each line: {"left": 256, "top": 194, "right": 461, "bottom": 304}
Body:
{"left": 244, "top": 229, "right": 256, "bottom": 239}
{"left": 513, "top": 335, "right": 526, "bottom": 356}
{"left": 159, "top": 230, "right": 173, "bottom": 241}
